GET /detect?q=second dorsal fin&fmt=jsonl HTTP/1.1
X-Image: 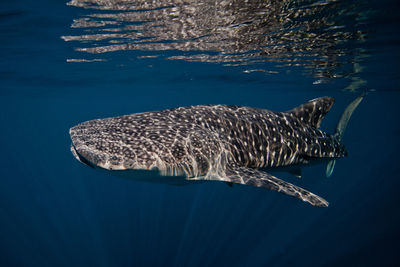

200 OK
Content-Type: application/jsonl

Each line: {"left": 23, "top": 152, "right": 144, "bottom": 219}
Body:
{"left": 286, "top": 97, "right": 335, "bottom": 128}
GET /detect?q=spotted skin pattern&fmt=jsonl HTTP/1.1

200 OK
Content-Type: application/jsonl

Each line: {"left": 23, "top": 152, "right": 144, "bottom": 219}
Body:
{"left": 70, "top": 97, "right": 347, "bottom": 207}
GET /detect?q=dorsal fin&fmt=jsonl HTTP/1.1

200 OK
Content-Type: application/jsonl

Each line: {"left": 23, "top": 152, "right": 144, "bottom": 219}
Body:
{"left": 286, "top": 97, "right": 335, "bottom": 128}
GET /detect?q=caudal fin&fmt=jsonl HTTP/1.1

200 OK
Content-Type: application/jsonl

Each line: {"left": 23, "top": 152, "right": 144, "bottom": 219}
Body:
{"left": 326, "top": 93, "right": 366, "bottom": 177}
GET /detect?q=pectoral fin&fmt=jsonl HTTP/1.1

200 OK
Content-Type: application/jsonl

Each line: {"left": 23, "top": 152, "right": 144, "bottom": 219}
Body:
{"left": 215, "top": 165, "right": 328, "bottom": 207}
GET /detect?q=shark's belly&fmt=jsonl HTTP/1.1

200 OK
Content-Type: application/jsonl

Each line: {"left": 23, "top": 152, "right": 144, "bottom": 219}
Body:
{"left": 103, "top": 168, "right": 205, "bottom": 186}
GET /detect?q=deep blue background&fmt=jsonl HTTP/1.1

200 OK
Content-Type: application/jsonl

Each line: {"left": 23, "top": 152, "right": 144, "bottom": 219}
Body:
{"left": 1, "top": 0, "right": 399, "bottom": 266}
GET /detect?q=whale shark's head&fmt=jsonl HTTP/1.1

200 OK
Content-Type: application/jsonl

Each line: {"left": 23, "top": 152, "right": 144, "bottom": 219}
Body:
{"left": 69, "top": 118, "right": 193, "bottom": 184}
{"left": 69, "top": 119, "right": 137, "bottom": 171}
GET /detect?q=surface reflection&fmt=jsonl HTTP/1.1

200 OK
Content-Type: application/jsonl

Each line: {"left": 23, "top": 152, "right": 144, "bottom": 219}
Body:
{"left": 62, "top": 0, "right": 368, "bottom": 81}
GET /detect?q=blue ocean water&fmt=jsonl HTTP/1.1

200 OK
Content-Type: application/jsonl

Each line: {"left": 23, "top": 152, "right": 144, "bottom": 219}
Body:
{"left": 1, "top": 0, "right": 399, "bottom": 266}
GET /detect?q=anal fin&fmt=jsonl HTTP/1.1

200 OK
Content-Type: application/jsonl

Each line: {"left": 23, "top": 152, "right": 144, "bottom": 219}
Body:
{"left": 289, "top": 167, "right": 302, "bottom": 178}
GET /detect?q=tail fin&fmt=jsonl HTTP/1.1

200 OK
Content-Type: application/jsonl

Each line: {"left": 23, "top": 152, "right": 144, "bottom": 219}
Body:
{"left": 326, "top": 93, "right": 366, "bottom": 177}
{"left": 333, "top": 93, "right": 366, "bottom": 142}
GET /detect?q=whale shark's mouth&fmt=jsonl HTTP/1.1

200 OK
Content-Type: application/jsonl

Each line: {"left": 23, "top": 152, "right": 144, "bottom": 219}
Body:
{"left": 70, "top": 144, "right": 95, "bottom": 168}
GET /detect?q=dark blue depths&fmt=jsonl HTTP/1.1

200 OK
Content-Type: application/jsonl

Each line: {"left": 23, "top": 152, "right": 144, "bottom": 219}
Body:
{"left": 0, "top": 0, "right": 399, "bottom": 266}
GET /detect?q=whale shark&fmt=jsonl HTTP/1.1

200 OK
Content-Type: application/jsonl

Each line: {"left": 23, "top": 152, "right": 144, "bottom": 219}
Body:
{"left": 70, "top": 95, "right": 364, "bottom": 207}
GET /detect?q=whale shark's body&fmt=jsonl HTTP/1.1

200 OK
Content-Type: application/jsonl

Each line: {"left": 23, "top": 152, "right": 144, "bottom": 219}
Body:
{"left": 70, "top": 96, "right": 363, "bottom": 207}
